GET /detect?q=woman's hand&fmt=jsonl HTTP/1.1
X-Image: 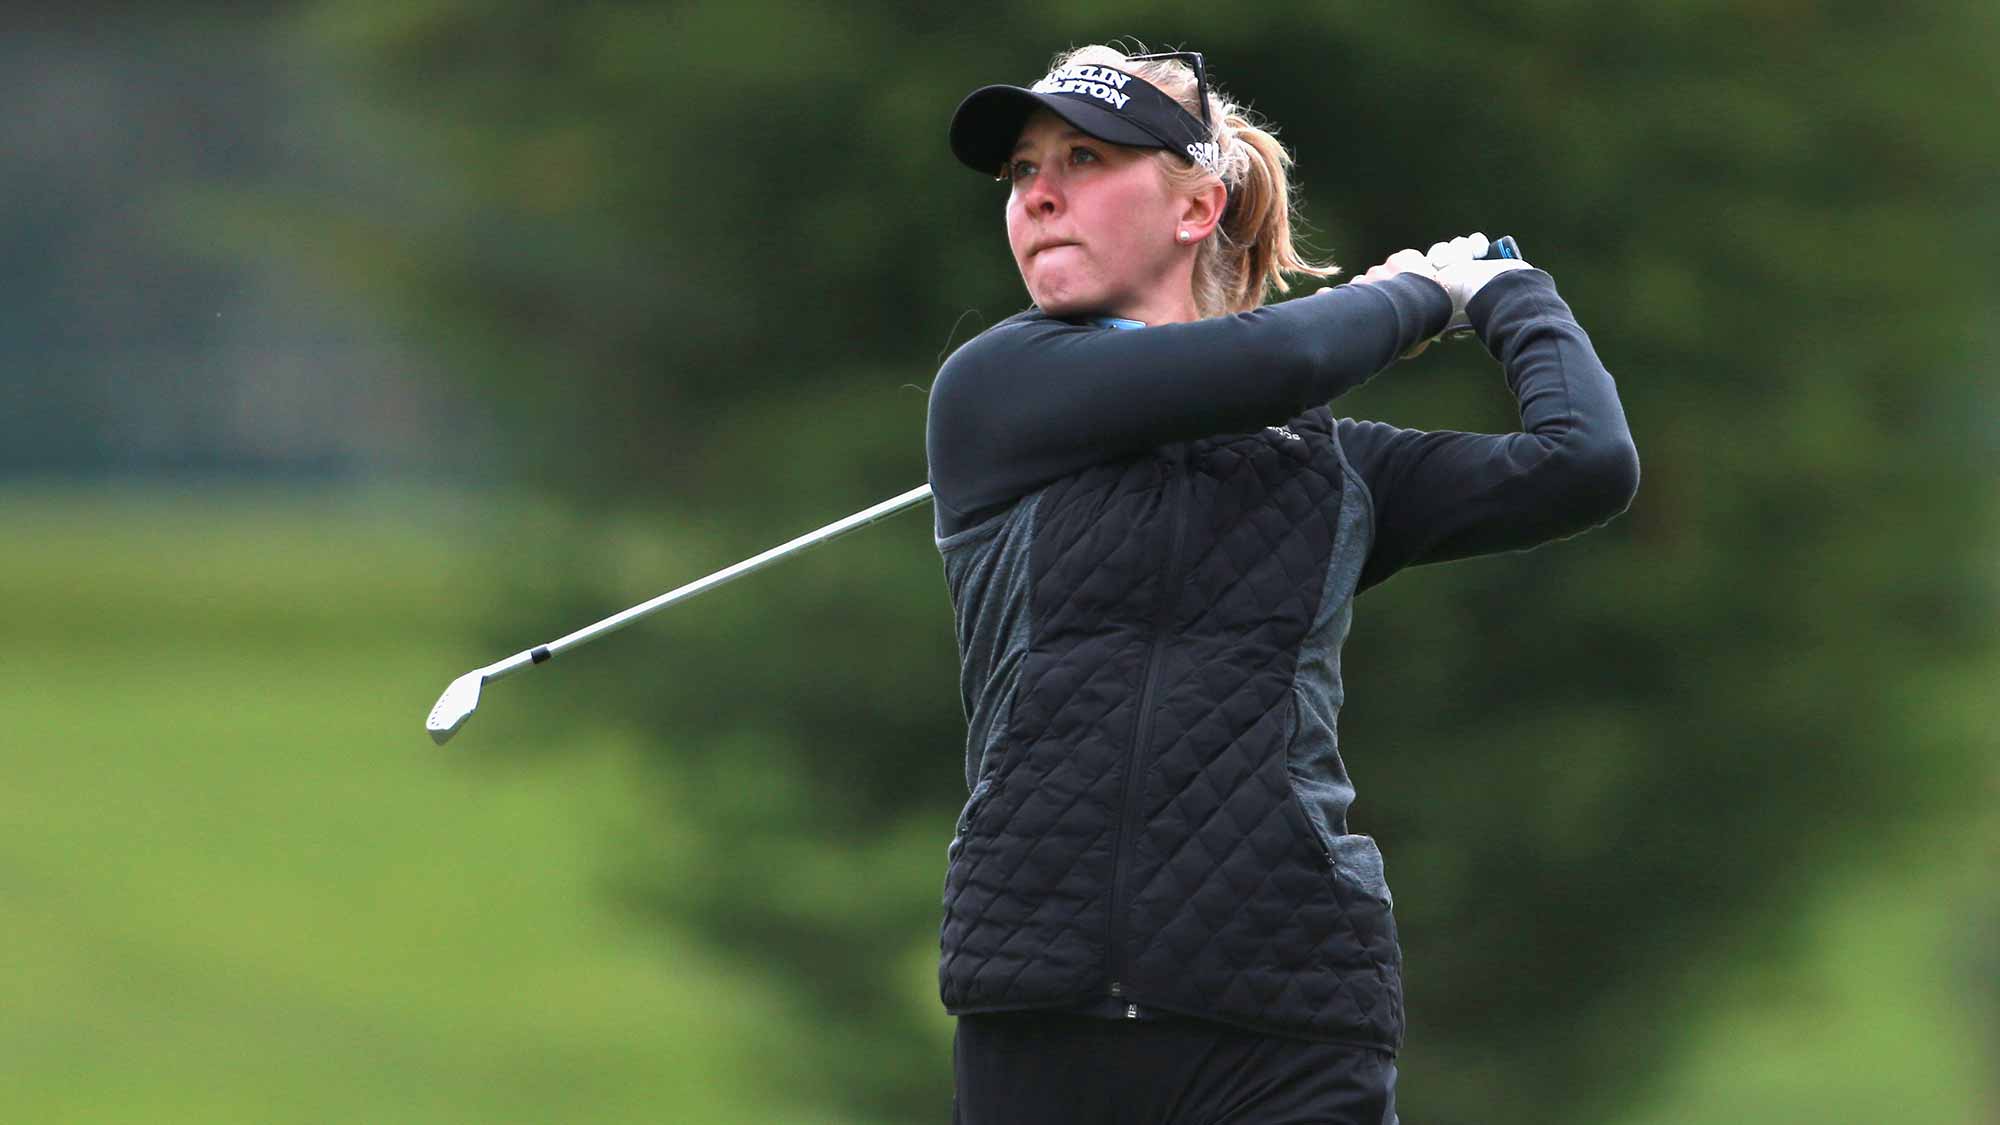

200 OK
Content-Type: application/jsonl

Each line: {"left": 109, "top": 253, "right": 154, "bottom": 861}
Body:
{"left": 1427, "top": 232, "right": 1534, "bottom": 329}
{"left": 1349, "top": 248, "right": 1441, "bottom": 288}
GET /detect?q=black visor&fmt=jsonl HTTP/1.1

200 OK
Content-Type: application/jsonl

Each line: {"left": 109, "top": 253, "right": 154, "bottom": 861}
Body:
{"left": 949, "top": 61, "right": 1220, "bottom": 179}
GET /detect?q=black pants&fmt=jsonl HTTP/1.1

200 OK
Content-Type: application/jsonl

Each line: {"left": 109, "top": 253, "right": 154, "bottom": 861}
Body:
{"left": 952, "top": 1012, "right": 1399, "bottom": 1125}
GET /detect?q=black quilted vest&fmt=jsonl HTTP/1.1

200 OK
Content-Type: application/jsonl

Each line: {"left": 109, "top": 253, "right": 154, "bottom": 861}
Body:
{"left": 935, "top": 403, "right": 1404, "bottom": 1050}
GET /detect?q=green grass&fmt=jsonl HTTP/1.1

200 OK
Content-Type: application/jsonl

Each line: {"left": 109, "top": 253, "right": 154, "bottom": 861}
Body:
{"left": 0, "top": 484, "right": 851, "bottom": 1124}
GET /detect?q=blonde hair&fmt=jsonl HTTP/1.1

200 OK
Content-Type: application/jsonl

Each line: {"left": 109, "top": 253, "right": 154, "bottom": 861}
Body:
{"left": 1045, "top": 43, "right": 1339, "bottom": 317}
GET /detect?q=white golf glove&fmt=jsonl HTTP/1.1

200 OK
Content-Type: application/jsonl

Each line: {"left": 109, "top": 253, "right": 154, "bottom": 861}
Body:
{"left": 1427, "top": 232, "right": 1533, "bottom": 331}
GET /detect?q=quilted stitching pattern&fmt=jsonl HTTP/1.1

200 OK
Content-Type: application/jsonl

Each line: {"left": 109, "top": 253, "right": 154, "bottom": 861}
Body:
{"left": 939, "top": 407, "right": 1403, "bottom": 1048}
{"left": 941, "top": 458, "right": 1162, "bottom": 1007}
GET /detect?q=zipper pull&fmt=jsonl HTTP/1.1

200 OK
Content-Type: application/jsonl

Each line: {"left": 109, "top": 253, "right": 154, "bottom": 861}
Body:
{"left": 1109, "top": 980, "right": 1123, "bottom": 997}
{"left": 1125, "top": 1004, "right": 1140, "bottom": 1020}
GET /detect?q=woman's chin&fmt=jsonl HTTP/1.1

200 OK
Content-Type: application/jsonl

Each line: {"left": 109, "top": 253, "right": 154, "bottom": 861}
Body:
{"left": 1031, "top": 286, "right": 1102, "bottom": 319}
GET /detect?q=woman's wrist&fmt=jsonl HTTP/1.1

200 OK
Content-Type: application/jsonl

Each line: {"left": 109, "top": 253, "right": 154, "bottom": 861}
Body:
{"left": 1371, "top": 271, "right": 1454, "bottom": 342}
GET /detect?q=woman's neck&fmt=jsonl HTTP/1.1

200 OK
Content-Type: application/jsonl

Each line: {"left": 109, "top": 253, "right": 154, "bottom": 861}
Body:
{"left": 1120, "top": 292, "right": 1201, "bottom": 325}
{"left": 1116, "top": 269, "right": 1203, "bottom": 324}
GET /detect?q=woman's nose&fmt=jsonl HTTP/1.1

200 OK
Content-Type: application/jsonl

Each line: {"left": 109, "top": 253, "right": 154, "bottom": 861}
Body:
{"left": 1019, "top": 171, "right": 1062, "bottom": 216}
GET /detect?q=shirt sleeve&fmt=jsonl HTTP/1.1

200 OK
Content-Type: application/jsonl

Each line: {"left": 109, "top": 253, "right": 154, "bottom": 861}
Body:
{"left": 926, "top": 273, "right": 1452, "bottom": 532}
{"left": 1338, "top": 269, "right": 1641, "bottom": 593}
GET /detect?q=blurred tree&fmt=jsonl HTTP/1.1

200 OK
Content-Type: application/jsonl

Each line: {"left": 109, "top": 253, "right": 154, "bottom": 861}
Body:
{"left": 234, "top": 2, "right": 1999, "bottom": 1121}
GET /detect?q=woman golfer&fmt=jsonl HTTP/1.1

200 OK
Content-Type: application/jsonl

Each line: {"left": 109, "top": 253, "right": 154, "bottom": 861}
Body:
{"left": 926, "top": 45, "right": 1637, "bottom": 1124}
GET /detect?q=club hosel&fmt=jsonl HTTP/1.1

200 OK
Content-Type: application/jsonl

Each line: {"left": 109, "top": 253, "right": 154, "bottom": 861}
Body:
{"left": 483, "top": 646, "right": 549, "bottom": 682}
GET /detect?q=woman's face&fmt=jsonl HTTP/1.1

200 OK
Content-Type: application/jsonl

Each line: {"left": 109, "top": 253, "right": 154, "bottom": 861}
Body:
{"left": 1004, "top": 108, "right": 1188, "bottom": 321}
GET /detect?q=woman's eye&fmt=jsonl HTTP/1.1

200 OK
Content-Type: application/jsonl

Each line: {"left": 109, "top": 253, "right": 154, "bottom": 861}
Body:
{"left": 1000, "top": 148, "right": 1094, "bottom": 185}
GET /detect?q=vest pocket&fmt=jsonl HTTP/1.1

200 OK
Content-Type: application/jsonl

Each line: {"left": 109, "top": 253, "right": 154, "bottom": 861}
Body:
{"left": 943, "top": 776, "right": 1002, "bottom": 902}
{"left": 1280, "top": 780, "right": 1340, "bottom": 870}
{"left": 1280, "top": 780, "right": 1394, "bottom": 907}
{"left": 1278, "top": 787, "right": 1402, "bottom": 977}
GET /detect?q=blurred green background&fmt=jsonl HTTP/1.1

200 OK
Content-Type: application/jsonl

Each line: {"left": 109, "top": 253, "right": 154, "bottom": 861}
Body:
{"left": 5, "top": 3, "right": 1995, "bottom": 1122}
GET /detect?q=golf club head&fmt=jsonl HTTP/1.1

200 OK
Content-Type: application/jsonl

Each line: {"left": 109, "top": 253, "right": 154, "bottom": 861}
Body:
{"left": 426, "top": 669, "right": 485, "bottom": 745}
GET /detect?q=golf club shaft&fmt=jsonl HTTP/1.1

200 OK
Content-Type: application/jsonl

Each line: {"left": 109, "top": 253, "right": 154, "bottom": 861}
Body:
{"left": 488, "top": 483, "right": 935, "bottom": 679}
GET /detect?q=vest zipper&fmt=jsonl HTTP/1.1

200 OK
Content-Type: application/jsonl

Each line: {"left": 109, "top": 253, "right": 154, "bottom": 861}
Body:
{"left": 1105, "top": 445, "right": 1192, "bottom": 1002}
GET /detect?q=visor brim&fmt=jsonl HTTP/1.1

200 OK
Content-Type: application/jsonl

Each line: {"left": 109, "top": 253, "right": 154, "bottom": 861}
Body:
{"left": 948, "top": 84, "right": 1168, "bottom": 176}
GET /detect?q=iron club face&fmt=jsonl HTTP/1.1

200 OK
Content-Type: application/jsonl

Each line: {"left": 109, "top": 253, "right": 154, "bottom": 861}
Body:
{"left": 426, "top": 669, "right": 486, "bottom": 745}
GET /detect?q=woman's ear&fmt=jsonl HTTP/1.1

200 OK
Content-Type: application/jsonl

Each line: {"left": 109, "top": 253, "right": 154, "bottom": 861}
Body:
{"left": 1178, "top": 181, "right": 1229, "bottom": 243}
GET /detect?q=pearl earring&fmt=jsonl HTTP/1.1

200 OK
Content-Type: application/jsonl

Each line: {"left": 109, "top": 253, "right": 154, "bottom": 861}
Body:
{"left": 1177, "top": 230, "right": 1191, "bottom": 243}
